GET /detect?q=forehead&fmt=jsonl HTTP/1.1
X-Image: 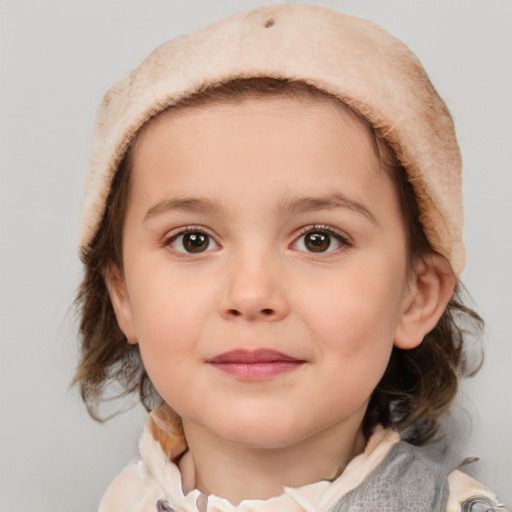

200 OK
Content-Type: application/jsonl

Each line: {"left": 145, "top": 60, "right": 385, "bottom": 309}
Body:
{"left": 131, "top": 94, "right": 379, "bottom": 182}
{"left": 123, "top": 95, "right": 403, "bottom": 235}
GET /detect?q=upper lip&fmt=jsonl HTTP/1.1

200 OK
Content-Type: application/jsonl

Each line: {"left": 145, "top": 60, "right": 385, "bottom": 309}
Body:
{"left": 207, "top": 349, "right": 302, "bottom": 364}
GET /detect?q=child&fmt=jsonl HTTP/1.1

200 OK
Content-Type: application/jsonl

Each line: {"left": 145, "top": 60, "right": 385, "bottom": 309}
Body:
{"left": 74, "top": 5, "right": 508, "bottom": 512}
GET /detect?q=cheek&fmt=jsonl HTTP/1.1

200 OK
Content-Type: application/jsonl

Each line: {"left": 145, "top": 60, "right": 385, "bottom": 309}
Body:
{"left": 129, "top": 261, "right": 213, "bottom": 334}
{"left": 133, "top": 298, "right": 201, "bottom": 409}
{"left": 307, "top": 273, "right": 404, "bottom": 348}
{"left": 299, "top": 259, "right": 406, "bottom": 391}
{"left": 126, "top": 270, "right": 213, "bottom": 379}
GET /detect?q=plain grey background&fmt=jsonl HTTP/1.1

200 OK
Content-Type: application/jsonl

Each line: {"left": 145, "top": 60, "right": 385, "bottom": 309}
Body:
{"left": 1, "top": 0, "right": 511, "bottom": 510}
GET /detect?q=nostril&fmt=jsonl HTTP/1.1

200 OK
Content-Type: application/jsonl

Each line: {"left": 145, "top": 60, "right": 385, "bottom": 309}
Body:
{"left": 261, "top": 308, "right": 274, "bottom": 316}
{"left": 228, "top": 309, "right": 242, "bottom": 317}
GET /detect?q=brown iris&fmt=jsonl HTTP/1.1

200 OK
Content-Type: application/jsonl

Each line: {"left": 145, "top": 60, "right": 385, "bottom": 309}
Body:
{"left": 304, "top": 232, "right": 331, "bottom": 252}
{"left": 182, "top": 232, "right": 210, "bottom": 253}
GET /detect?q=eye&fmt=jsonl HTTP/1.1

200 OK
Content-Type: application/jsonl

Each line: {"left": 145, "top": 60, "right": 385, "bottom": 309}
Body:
{"left": 292, "top": 226, "right": 349, "bottom": 253}
{"left": 166, "top": 229, "right": 218, "bottom": 254}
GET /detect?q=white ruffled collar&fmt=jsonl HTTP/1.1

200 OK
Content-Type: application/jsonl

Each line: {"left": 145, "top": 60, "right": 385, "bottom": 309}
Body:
{"left": 140, "top": 404, "right": 400, "bottom": 512}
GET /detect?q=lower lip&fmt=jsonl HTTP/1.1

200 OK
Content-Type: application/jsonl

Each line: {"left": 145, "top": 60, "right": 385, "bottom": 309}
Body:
{"left": 209, "top": 361, "right": 303, "bottom": 379}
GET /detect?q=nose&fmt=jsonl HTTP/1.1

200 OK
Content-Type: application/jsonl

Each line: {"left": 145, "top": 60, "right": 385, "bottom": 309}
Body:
{"left": 218, "top": 252, "right": 290, "bottom": 322}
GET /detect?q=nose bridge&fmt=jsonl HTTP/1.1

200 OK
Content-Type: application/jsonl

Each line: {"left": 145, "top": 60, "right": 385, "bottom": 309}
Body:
{"left": 220, "top": 241, "right": 288, "bottom": 321}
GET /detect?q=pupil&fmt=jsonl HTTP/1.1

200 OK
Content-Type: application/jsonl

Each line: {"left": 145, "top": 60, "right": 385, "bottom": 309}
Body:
{"left": 184, "top": 232, "right": 208, "bottom": 252}
{"left": 305, "top": 232, "right": 330, "bottom": 252}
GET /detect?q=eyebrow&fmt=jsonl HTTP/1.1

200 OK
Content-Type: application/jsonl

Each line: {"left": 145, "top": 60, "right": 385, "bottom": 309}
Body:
{"left": 144, "top": 192, "right": 378, "bottom": 225}
{"left": 278, "top": 193, "right": 378, "bottom": 225}
{"left": 144, "top": 197, "right": 220, "bottom": 221}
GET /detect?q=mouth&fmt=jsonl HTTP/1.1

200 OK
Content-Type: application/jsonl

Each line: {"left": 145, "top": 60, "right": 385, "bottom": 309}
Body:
{"left": 206, "top": 349, "right": 305, "bottom": 379}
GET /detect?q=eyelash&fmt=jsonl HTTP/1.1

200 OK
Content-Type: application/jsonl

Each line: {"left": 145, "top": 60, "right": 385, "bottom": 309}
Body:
{"left": 291, "top": 225, "right": 352, "bottom": 254}
{"left": 162, "top": 224, "right": 351, "bottom": 255}
{"left": 163, "top": 226, "right": 219, "bottom": 254}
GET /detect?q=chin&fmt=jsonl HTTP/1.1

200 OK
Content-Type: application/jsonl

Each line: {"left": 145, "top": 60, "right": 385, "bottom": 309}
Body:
{"left": 213, "top": 414, "right": 315, "bottom": 450}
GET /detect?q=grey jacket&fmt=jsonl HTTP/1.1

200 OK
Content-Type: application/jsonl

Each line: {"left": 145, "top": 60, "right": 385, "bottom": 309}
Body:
{"left": 330, "top": 441, "right": 506, "bottom": 512}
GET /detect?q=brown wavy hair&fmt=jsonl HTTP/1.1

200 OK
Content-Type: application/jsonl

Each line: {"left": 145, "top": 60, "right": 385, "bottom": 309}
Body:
{"left": 74, "top": 78, "right": 483, "bottom": 444}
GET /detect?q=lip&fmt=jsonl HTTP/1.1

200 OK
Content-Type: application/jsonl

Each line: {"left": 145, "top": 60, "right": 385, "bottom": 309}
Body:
{"left": 206, "top": 349, "right": 305, "bottom": 379}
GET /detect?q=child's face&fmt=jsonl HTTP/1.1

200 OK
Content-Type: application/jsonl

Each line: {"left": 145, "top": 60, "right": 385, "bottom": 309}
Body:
{"left": 109, "top": 96, "right": 416, "bottom": 450}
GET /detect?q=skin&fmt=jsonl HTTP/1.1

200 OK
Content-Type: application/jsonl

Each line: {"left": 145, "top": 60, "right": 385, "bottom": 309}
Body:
{"left": 106, "top": 96, "right": 455, "bottom": 504}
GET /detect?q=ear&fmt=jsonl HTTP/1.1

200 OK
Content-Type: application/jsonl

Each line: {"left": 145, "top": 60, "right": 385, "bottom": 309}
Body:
{"left": 102, "top": 264, "right": 138, "bottom": 344}
{"left": 394, "top": 253, "right": 456, "bottom": 350}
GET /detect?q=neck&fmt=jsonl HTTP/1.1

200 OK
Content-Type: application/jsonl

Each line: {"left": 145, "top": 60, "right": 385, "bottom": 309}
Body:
{"left": 180, "top": 416, "right": 367, "bottom": 506}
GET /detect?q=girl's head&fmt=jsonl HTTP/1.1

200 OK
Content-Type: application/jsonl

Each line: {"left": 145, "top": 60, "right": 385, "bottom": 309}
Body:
{"left": 75, "top": 6, "right": 481, "bottom": 446}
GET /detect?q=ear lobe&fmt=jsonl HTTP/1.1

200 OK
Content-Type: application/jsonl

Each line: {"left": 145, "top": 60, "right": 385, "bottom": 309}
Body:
{"left": 102, "top": 264, "right": 138, "bottom": 344}
{"left": 394, "top": 254, "right": 456, "bottom": 350}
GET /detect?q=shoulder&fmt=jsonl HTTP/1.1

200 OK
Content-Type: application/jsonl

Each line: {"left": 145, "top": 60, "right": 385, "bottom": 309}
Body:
{"left": 98, "top": 406, "right": 188, "bottom": 512}
{"left": 368, "top": 441, "right": 509, "bottom": 512}
{"left": 97, "top": 459, "right": 164, "bottom": 512}
{"left": 447, "top": 469, "right": 509, "bottom": 512}
{"left": 393, "top": 440, "right": 509, "bottom": 512}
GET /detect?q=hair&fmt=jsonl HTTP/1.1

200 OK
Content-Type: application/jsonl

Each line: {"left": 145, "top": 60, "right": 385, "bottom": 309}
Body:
{"left": 74, "top": 78, "right": 483, "bottom": 444}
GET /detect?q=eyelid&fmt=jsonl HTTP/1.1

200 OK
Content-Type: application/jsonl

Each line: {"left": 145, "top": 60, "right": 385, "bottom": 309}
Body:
{"left": 162, "top": 225, "right": 221, "bottom": 253}
{"left": 290, "top": 224, "right": 352, "bottom": 253}
{"left": 294, "top": 224, "right": 350, "bottom": 239}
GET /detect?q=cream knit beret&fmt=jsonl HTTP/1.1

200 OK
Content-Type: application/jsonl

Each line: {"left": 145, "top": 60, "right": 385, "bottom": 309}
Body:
{"left": 81, "top": 5, "right": 464, "bottom": 275}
